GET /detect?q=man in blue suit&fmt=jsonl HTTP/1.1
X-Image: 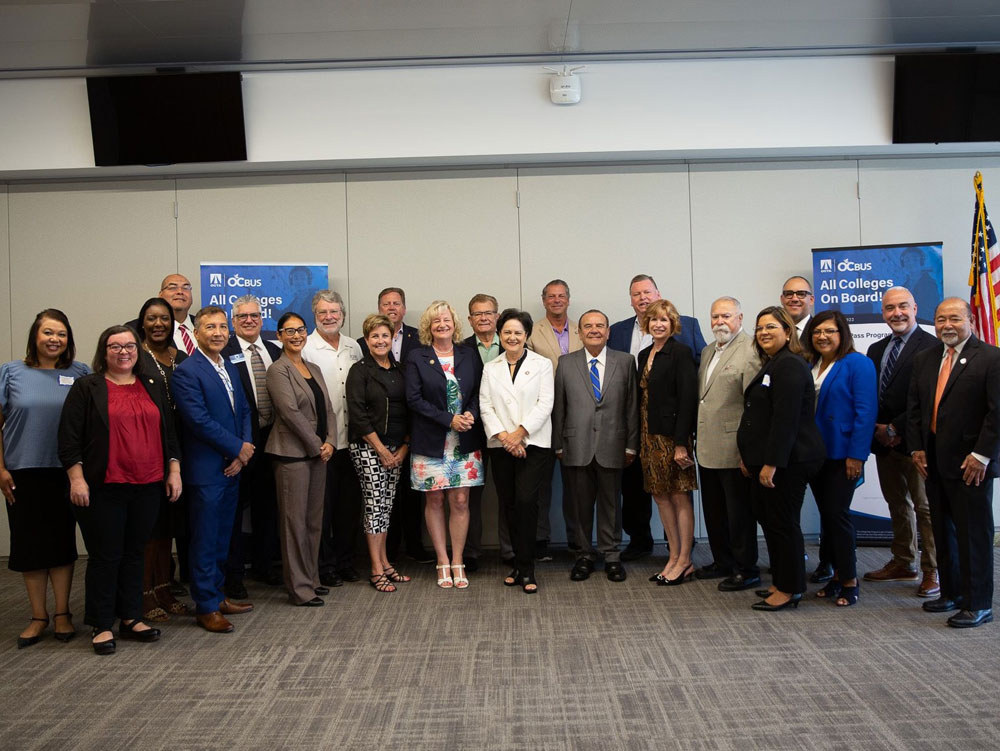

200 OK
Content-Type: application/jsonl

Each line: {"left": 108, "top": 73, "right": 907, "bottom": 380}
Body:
{"left": 173, "top": 306, "right": 255, "bottom": 634}
{"left": 607, "top": 274, "right": 707, "bottom": 561}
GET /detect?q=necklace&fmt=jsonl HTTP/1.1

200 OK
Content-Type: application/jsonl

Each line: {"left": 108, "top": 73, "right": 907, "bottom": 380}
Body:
{"left": 144, "top": 344, "right": 176, "bottom": 407}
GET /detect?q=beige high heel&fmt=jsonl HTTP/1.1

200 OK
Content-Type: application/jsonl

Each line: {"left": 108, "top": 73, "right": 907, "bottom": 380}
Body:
{"left": 436, "top": 564, "right": 453, "bottom": 589}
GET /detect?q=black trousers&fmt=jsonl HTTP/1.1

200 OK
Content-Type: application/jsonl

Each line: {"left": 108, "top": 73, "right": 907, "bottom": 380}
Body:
{"left": 73, "top": 482, "right": 161, "bottom": 631}
{"left": 490, "top": 446, "right": 549, "bottom": 578}
{"left": 319, "top": 448, "right": 363, "bottom": 575}
{"left": 387, "top": 461, "right": 425, "bottom": 560}
{"left": 809, "top": 459, "right": 859, "bottom": 582}
{"left": 621, "top": 459, "right": 653, "bottom": 550}
{"left": 699, "top": 465, "right": 759, "bottom": 577}
{"left": 225, "top": 442, "right": 279, "bottom": 584}
{"left": 749, "top": 460, "right": 822, "bottom": 595}
{"left": 926, "top": 439, "right": 995, "bottom": 609}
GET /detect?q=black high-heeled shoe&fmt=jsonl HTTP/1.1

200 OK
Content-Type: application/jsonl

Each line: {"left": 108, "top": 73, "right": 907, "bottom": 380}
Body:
{"left": 118, "top": 619, "right": 161, "bottom": 642}
{"left": 53, "top": 612, "right": 76, "bottom": 643}
{"left": 520, "top": 574, "right": 538, "bottom": 594}
{"left": 648, "top": 573, "right": 667, "bottom": 583}
{"left": 503, "top": 569, "right": 520, "bottom": 587}
{"left": 91, "top": 629, "right": 116, "bottom": 656}
{"left": 815, "top": 579, "right": 843, "bottom": 600}
{"left": 660, "top": 565, "right": 695, "bottom": 586}
{"left": 836, "top": 584, "right": 859, "bottom": 607}
{"left": 751, "top": 593, "right": 803, "bottom": 611}
{"left": 17, "top": 616, "right": 48, "bottom": 649}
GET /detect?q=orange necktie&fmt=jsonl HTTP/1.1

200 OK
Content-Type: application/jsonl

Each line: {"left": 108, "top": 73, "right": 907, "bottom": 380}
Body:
{"left": 931, "top": 347, "right": 955, "bottom": 433}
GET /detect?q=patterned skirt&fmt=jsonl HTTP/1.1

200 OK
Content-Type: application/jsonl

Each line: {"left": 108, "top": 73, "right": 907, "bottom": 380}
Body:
{"left": 410, "top": 430, "right": 484, "bottom": 492}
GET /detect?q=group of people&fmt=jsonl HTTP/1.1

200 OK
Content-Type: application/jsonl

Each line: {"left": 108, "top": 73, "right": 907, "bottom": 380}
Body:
{"left": 2, "top": 269, "right": 997, "bottom": 661}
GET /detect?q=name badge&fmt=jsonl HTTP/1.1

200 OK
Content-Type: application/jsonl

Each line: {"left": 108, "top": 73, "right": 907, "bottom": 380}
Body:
{"left": 229, "top": 353, "right": 246, "bottom": 364}
{"left": 762, "top": 374, "right": 771, "bottom": 387}
{"left": 58, "top": 375, "right": 75, "bottom": 386}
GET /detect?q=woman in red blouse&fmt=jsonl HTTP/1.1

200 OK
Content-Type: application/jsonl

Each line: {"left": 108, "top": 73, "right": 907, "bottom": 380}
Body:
{"left": 58, "top": 326, "right": 181, "bottom": 655}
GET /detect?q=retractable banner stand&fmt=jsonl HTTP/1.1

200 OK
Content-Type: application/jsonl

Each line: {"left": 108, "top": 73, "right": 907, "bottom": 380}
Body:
{"left": 199, "top": 262, "right": 329, "bottom": 338}
{"left": 811, "top": 243, "right": 943, "bottom": 542}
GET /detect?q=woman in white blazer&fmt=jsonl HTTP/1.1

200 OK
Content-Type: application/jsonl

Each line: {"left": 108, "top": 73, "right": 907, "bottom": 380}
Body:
{"left": 479, "top": 309, "right": 554, "bottom": 594}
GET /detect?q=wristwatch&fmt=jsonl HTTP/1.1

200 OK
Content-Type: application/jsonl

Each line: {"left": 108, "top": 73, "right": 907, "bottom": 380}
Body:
{"left": 885, "top": 425, "right": 897, "bottom": 439}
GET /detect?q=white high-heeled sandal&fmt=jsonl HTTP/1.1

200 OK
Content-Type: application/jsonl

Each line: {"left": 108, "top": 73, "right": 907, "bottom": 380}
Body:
{"left": 436, "top": 564, "right": 453, "bottom": 589}
{"left": 452, "top": 564, "right": 469, "bottom": 590}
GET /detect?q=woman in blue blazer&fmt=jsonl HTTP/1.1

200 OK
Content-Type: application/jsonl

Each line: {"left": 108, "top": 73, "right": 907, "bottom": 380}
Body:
{"left": 803, "top": 311, "right": 877, "bottom": 607}
{"left": 405, "top": 301, "right": 484, "bottom": 590}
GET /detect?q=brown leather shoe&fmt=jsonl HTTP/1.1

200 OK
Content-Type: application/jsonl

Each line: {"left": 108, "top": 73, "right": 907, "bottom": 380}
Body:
{"left": 863, "top": 560, "right": 919, "bottom": 582}
{"left": 196, "top": 612, "right": 234, "bottom": 633}
{"left": 219, "top": 599, "right": 254, "bottom": 615}
{"left": 917, "top": 570, "right": 941, "bottom": 598}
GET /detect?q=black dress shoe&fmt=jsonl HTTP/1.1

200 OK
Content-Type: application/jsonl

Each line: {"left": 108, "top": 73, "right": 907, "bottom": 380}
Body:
{"left": 751, "top": 593, "right": 802, "bottom": 611}
{"left": 754, "top": 589, "right": 774, "bottom": 598}
{"left": 570, "top": 558, "right": 594, "bottom": 581}
{"left": 463, "top": 557, "right": 479, "bottom": 574}
{"left": 224, "top": 581, "right": 249, "bottom": 600}
{"left": 408, "top": 548, "right": 435, "bottom": 564}
{"left": 923, "top": 596, "right": 963, "bottom": 613}
{"left": 501, "top": 556, "right": 516, "bottom": 569}
{"left": 320, "top": 572, "right": 344, "bottom": 588}
{"left": 620, "top": 546, "right": 652, "bottom": 562}
{"left": 694, "top": 563, "right": 729, "bottom": 580}
{"left": 809, "top": 562, "right": 834, "bottom": 584}
{"left": 314, "top": 586, "right": 330, "bottom": 596}
{"left": 718, "top": 574, "right": 762, "bottom": 592}
{"left": 605, "top": 562, "right": 627, "bottom": 582}
{"left": 118, "top": 620, "right": 161, "bottom": 642}
{"left": 296, "top": 597, "right": 325, "bottom": 607}
{"left": 947, "top": 608, "right": 993, "bottom": 628}
{"left": 337, "top": 567, "right": 361, "bottom": 583}
{"left": 535, "top": 541, "right": 553, "bottom": 562}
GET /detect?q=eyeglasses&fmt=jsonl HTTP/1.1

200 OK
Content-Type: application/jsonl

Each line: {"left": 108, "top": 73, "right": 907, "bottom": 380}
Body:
{"left": 161, "top": 283, "right": 193, "bottom": 292}
{"left": 233, "top": 312, "right": 262, "bottom": 321}
{"left": 781, "top": 289, "right": 812, "bottom": 299}
{"left": 754, "top": 323, "right": 784, "bottom": 333}
{"left": 470, "top": 311, "right": 497, "bottom": 318}
{"left": 278, "top": 326, "right": 307, "bottom": 336}
{"left": 812, "top": 327, "right": 840, "bottom": 336}
{"left": 107, "top": 342, "right": 138, "bottom": 353}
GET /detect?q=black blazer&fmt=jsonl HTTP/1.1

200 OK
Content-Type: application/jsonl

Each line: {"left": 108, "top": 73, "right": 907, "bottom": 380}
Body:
{"left": 906, "top": 335, "right": 1000, "bottom": 479}
{"left": 636, "top": 338, "right": 697, "bottom": 444}
{"left": 405, "top": 344, "right": 484, "bottom": 457}
{"left": 867, "top": 326, "right": 937, "bottom": 455}
{"left": 221, "top": 335, "right": 282, "bottom": 447}
{"left": 737, "top": 346, "right": 826, "bottom": 468}
{"left": 345, "top": 355, "right": 408, "bottom": 445}
{"left": 359, "top": 323, "right": 419, "bottom": 364}
{"left": 58, "top": 372, "right": 181, "bottom": 487}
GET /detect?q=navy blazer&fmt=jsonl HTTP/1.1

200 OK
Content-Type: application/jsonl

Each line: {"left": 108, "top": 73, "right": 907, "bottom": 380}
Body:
{"left": 636, "top": 338, "right": 698, "bottom": 444}
{"left": 867, "top": 326, "right": 937, "bottom": 455}
{"left": 221, "top": 335, "right": 282, "bottom": 447}
{"left": 737, "top": 346, "right": 826, "bottom": 468}
{"left": 405, "top": 344, "right": 484, "bottom": 457}
{"left": 813, "top": 352, "right": 877, "bottom": 461}
{"left": 359, "top": 323, "right": 419, "bottom": 364}
{"left": 172, "top": 351, "right": 253, "bottom": 486}
{"left": 608, "top": 314, "right": 707, "bottom": 366}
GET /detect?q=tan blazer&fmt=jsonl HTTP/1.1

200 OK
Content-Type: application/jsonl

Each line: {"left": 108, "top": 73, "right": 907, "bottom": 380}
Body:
{"left": 527, "top": 317, "right": 582, "bottom": 370}
{"left": 479, "top": 350, "right": 554, "bottom": 449}
{"left": 265, "top": 356, "right": 337, "bottom": 458}
{"left": 695, "top": 329, "right": 761, "bottom": 469}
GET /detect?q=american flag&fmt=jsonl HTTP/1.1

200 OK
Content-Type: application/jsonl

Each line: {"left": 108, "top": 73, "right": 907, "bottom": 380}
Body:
{"left": 969, "top": 171, "right": 1000, "bottom": 345}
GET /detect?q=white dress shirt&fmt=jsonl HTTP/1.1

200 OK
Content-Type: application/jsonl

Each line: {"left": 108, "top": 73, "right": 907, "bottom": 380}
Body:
{"left": 628, "top": 319, "right": 652, "bottom": 362}
{"left": 302, "top": 329, "right": 363, "bottom": 449}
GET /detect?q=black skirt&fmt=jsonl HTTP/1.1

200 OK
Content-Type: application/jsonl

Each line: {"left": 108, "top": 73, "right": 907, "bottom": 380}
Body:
{"left": 5, "top": 467, "right": 78, "bottom": 572}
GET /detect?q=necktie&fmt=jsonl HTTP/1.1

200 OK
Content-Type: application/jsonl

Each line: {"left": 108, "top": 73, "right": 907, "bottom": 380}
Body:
{"left": 178, "top": 323, "right": 196, "bottom": 356}
{"left": 879, "top": 336, "right": 902, "bottom": 399}
{"left": 931, "top": 347, "right": 955, "bottom": 433}
{"left": 249, "top": 343, "right": 272, "bottom": 427}
{"left": 589, "top": 358, "right": 601, "bottom": 400}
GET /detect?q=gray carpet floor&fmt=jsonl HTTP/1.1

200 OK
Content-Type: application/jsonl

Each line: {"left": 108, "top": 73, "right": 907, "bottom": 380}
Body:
{"left": 1, "top": 544, "right": 998, "bottom": 751}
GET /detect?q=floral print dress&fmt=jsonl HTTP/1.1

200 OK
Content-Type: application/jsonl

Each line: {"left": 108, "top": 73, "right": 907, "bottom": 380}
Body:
{"left": 410, "top": 356, "right": 484, "bottom": 491}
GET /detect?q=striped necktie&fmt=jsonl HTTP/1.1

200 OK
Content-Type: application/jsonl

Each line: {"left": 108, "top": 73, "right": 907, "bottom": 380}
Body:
{"left": 178, "top": 323, "right": 196, "bottom": 356}
{"left": 249, "top": 343, "right": 272, "bottom": 427}
{"left": 879, "top": 336, "right": 902, "bottom": 399}
{"left": 589, "top": 358, "right": 601, "bottom": 400}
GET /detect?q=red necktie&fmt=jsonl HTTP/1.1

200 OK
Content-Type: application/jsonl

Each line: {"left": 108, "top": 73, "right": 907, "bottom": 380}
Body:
{"left": 178, "top": 323, "right": 196, "bottom": 356}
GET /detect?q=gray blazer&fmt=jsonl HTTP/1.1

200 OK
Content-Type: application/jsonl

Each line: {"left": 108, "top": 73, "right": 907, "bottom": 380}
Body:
{"left": 264, "top": 355, "right": 337, "bottom": 458}
{"left": 695, "top": 330, "right": 761, "bottom": 469}
{"left": 552, "top": 347, "right": 638, "bottom": 468}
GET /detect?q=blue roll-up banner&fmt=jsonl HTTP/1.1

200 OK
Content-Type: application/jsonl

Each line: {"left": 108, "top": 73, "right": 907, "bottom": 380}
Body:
{"left": 199, "top": 262, "right": 329, "bottom": 338}
{"left": 811, "top": 242, "right": 943, "bottom": 542}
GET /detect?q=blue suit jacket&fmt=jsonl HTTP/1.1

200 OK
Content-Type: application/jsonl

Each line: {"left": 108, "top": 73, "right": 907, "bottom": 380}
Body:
{"left": 172, "top": 350, "right": 253, "bottom": 486}
{"left": 608, "top": 315, "right": 706, "bottom": 366}
{"left": 813, "top": 351, "right": 878, "bottom": 461}
{"left": 405, "top": 343, "right": 484, "bottom": 458}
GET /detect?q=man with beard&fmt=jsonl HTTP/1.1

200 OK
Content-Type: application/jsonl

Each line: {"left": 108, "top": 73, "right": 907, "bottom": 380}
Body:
{"left": 907, "top": 298, "right": 1000, "bottom": 628}
{"left": 695, "top": 296, "right": 762, "bottom": 589}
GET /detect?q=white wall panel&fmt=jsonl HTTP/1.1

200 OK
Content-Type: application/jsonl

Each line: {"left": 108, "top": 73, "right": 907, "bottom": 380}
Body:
{"left": 0, "top": 186, "right": 10, "bottom": 364}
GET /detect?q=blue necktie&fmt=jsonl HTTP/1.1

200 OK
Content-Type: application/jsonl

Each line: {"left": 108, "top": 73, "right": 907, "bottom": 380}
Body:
{"left": 879, "top": 336, "right": 902, "bottom": 399}
{"left": 589, "top": 358, "right": 601, "bottom": 400}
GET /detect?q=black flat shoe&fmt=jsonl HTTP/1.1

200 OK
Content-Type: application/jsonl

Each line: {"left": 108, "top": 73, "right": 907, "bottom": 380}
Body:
{"left": 119, "top": 619, "right": 161, "bottom": 642}
{"left": 718, "top": 574, "right": 761, "bottom": 592}
{"left": 923, "top": 596, "right": 963, "bottom": 613}
{"left": 16, "top": 616, "right": 48, "bottom": 650}
{"left": 91, "top": 629, "right": 116, "bottom": 656}
{"left": 752, "top": 594, "right": 803, "bottom": 611}
{"left": 53, "top": 612, "right": 76, "bottom": 643}
{"left": 297, "top": 596, "right": 325, "bottom": 607}
{"left": 314, "top": 586, "right": 330, "bottom": 596}
{"left": 809, "top": 563, "right": 834, "bottom": 583}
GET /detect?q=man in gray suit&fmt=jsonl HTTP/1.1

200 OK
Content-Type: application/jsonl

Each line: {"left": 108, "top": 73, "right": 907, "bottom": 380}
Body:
{"left": 695, "top": 296, "right": 762, "bottom": 591}
{"left": 552, "top": 310, "right": 639, "bottom": 582}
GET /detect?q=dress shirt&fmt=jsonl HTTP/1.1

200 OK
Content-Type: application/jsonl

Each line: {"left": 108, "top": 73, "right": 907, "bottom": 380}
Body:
{"left": 551, "top": 320, "right": 570, "bottom": 355}
{"left": 173, "top": 315, "right": 198, "bottom": 354}
{"left": 390, "top": 327, "right": 404, "bottom": 363}
{"left": 235, "top": 334, "right": 275, "bottom": 408}
{"left": 628, "top": 319, "right": 652, "bottom": 362}
{"left": 880, "top": 325, "right": 917, "bottom": 372}
{"left": 198, "top": 348, "right": 235, "bottom": 410}
{"left": 472, "top": 333, "right": 500, "bottom": 364}
{"left": 585, "top": 347, "right": 608, "bottom": 391}
{"left": 795, "top": 314, "right": 811, "bottom": 337}
{"left": 302, "top": 329, "right": 363, "bottom": 449}
{"left": 703, "top": 330, "right": 741, "bottom": 384}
